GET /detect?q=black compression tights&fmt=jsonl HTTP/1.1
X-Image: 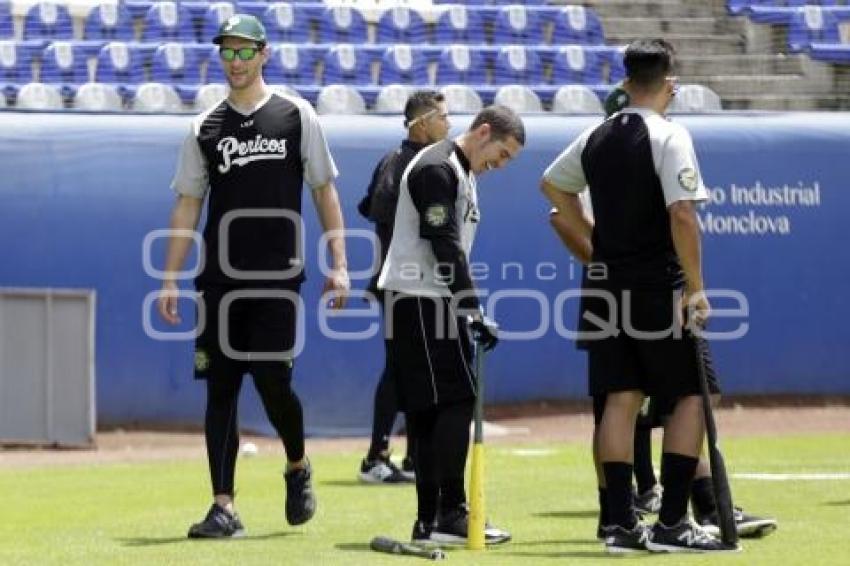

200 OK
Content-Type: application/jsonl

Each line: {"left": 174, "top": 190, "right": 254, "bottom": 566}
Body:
{"left": 205, "top": 372, "right": 305, "bottom": 496}
{"left": 407, "top": 400, "right": 475, "bottom": 523}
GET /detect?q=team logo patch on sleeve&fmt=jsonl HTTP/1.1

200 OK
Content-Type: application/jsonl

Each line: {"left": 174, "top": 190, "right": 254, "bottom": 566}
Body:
{"left": 678, "top": 168, "right": 698, "bottom": 192}
{"left": 425, "top": 204, "right": 449, "bottom": 227}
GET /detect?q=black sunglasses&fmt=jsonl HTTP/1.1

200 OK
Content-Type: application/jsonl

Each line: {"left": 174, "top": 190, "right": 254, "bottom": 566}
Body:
{"left": 219, "top": 46, "right": 262, "bottom": 62}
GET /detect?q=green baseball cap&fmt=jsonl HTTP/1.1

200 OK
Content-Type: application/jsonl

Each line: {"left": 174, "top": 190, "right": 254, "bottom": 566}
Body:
{"left": 213, "top": 14, "right": 267, "bottom": 45}
{"left": 604, "top": 82, "right": 630, "bottom": 118}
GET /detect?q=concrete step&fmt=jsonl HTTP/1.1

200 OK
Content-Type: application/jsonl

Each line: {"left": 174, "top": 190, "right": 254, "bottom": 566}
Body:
{"left": 601, "top": 17, "right": 747, "bottom": 37}
{"left": 722, "top": 94, "right": 850, "bottom": 111}
{"left": 604, "top": 33, "right": 746, "bottom": 55}
{"left": 588, "top": 1, "right": 719, "bottom": 19}
{"left": 676, "top": 53, "right": 807, "bottom": 76}
{"left": 686, "top": 74, "right": 836, "bottom": 96}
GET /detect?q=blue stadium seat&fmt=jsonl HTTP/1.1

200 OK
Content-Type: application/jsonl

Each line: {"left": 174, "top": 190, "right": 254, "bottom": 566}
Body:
{"left": 551, "top": 45, "right": 603, "bottom": 85}
{"left": 435, "top": 45, "right": 486, "bottom": 86}
{"left": 24, "top": 2, "right": 74, "bottom": 40}
{"left": 0, "top": 3, "right": 14, "bottom": 39}
{"left": 95, "top": 42, "right": 146, "bottom": 89}
{"left": 262, "top": 44, "right": 316, "bottom": 85}
{"left": 551, "top": 6, "right": 605, "bottom": 45}
{"left": 788, "top": 6, "right": 841, "bottom": 51}
{"left": 492, "top": 5, "right": 544, "bottom": 45}
{"left": 261, "top": 3, "right": 311, "bottom": 43}
{"left": 606, "top": 47, "right": 626, "bottom": 84}
{"left": 810, "top": 43, "right": 850, "bottom": 63}
{"left": 323, "top": 44, "right": 372, "bottom": 85}
{"left": 0, "top": 41, "right": 36, "bottom": 87}
{"left": 40, "top": 42, "right": 89, "bottom": 86}
{"left": 141, "top": 2, "right": 196, "bottom": 43}
{"left": 84, "top": 3, "right": 134, "bottom": 41}
{"left": 379, "top": 45, "right": 429, "bottom": 85}
{"left": 376, "top": 7, "right": 428, "bottom": 44}
{"left": 151, "top": 43, "right": 202, "bottom": 85}
{"left": 316, "top": 7, "right": 368, "bottom": 44}
{"left": 200, "top": 2, "right": 237, "bottom": 44}
{"left": 492, "top": 46, "right": 543, "bottom": 85}
{"left": 434, "top": 5, "right": 485, "bottom": 44}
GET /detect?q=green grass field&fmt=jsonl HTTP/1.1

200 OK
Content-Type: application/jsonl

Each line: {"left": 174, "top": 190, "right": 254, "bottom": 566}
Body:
{"left": 3, "top": 434, "right": 849, "bottom": 565}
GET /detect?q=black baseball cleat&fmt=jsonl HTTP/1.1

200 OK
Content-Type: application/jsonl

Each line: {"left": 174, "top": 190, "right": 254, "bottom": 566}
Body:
{"left": 602, "top": 522, "right": 650, "bottom": 554}
{"left": 284, "top": 461, "right": 317, "bottom": 525}
{"left": 411, "top": 519, "right": 434, "bottom": 544}
{"left": 696, "top": 506, "right": 778, "bottom": 538}
{"left": 187, "top": 503, "right": 245, "bottom": 539}
{"left": 359, "top": 455, "right": 412, "bottom": 484}
{"left": 430, "top": 504, "right": 511, "bottom": 545}
{"left": 646, "top": 518, "right": 741, "bottom": 553}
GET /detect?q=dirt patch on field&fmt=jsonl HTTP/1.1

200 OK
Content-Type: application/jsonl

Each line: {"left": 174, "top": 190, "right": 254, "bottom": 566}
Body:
{"left": 1, "top": 404, "right": 848, "bottom": 469}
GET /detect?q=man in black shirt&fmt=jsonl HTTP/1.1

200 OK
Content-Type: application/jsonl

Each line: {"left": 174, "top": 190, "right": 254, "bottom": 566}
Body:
{"left": 357, "top": 90, "right": 450, "bottom": 484}
{"left": 379, "top": 106, "right": 524, "bottom": 546}
{"left": 543, "top": 39, "right": 732, "bottom": 553}
{"left": 157, "top": 14, "right": 349, "bottom": 538}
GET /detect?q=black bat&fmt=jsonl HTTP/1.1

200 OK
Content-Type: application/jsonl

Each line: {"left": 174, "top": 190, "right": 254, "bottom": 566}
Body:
{"left": 370, "top": 536, "right": 447, "bottom": 561}
{"left": 693, "top": 335, "right": 739, "bottom": 548}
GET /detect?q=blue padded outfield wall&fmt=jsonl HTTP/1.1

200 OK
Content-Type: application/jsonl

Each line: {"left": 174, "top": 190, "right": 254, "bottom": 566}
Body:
{"left": 0, "top": 111, "right": 847, "bottom": 435}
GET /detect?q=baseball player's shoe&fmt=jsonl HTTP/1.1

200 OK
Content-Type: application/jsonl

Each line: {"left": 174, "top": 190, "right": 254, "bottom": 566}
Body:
{"left": 358, "top": 455, "right": 411, "bottom": 484}
{"left": 401, "top": 456, "right": 416, "bottom": 481}
{"left": 430, "top": 504, "right": 511, "bottom": 546}
{"left": 646, "top": 518, "right": 740, "bottom": 553}
{"left": 602, "top": 523, "right": 650, "bottom": 554}
{"left": 187, "top": 503, "right": 245, "bottom": 539}
{"left": 696, "top": 507, "right": 777, "bottom": 538}
{"left": 634, "top": 484, "right": 663, "bottom": 514}
{"left": 284, "top": 461, "right": 317, "bottom": 525}
{"left": 411, "top": 519, "right": 433, "bottom": 544}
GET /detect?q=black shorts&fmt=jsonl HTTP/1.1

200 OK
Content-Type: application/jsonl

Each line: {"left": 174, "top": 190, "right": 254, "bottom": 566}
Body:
{"left": 194, "top": 284, "right": 300, "bottom": 382}
{"left": 385, "top": 293, "right": 476, "bottom": 413}
{"left": 581, "top": 286, "right": 721, "bottom": 399}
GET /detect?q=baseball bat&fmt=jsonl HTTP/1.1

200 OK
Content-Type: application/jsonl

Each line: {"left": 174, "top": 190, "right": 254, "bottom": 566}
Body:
{"left": 693, "top": 334, "right": 739, "bottom": 547}
{"left": 370, "top": 536, "right": 446, "bottom": 561}
{"left": 468, "top": 342, "right": 486, "bottom": 550}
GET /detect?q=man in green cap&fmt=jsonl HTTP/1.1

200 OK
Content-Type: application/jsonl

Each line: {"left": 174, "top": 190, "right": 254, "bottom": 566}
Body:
{"left": 159, "top": 13, "right": 349, "bottom": 538}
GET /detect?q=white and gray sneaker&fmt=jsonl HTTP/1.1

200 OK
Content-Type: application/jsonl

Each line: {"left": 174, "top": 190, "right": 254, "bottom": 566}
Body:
{"left": 358, "top": 456, "right": 411, "bottom": 484}
{"left": 431, "top": 504, "right": 511, "bottom": 545}
{"left": 696, "top": 506, "right": 778, "bottom": 539}
{"left": 603, "top": 523, "right": 650, "bottom": 554}
{"left": 646, "top": 518, "right": 740, "bottom": 553}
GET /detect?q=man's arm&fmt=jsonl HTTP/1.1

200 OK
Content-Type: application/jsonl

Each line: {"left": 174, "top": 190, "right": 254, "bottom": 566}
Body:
{"left": 669, "top": 200, "right": 708, "bottom": 326}
{"left": 157, "top": 195, "right": 204, "bottom": 325}
{"left": 541, "top": 179, "right": 593, "bottom": 265}
{"left": 408, "top": 164, "right": 480, "bottom": 313}
{"left": 312, "top": 181, "right": 350, "bottom": 309}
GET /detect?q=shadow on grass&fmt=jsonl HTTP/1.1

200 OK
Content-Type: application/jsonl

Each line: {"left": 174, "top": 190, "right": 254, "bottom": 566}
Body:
{"left": 824, "top": 500, "right": 850, "bottom": 506}
{"left": 502, "top": 551, "right": 651, "bottom": 559}
{"left": 534, "top": 510, "right": 598, "bottom": 519}
{"left": 510, "top": 538, "right": 599, "bottom": 546}
{"left": 335, "top": 542, "right": 372, "bottom": 554}
{"left": 321, "top": 480, "right": 365, "bottom": 487}
{"left": 118, "top": 532, "right": 293, "bottom": 547}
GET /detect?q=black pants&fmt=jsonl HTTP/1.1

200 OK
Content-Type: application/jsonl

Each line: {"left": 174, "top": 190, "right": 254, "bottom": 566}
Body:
{"left": 407, "top": 400, "right": 474, "bottom": 523}
{"left": 196, "top": 285, "right": 304, "bottom": 497}
{"left": 206, "top": 371, "right": 305, "bottom": 496}
{"left": 367, "top": 338, "right": 415, "bottom": 461}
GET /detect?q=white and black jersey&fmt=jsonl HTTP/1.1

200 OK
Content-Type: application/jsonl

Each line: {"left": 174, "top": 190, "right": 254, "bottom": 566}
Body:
{"left": 171, "top": 92, "right": 338, "bottom": 287}
{"left": 544, "top": 107, "right": 707, "bottom": 289}
{"left": 378, "top": 139, "right": 481, "bottom": 311}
